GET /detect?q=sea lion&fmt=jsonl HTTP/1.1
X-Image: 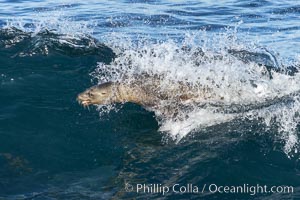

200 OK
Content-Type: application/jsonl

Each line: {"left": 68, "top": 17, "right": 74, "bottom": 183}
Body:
{"left": 77, "top": 79, "right": 212, "bottom": 108}
{"left": 77, "top": 78, "right": 300, "bottom": 116}
{"left": 77, "top": 81, "right": 160, "bottom": 107}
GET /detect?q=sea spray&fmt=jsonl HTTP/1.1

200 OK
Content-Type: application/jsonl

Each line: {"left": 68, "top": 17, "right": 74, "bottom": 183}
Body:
{"left": 93, "top": 31, "right": 300, "bottom": 155}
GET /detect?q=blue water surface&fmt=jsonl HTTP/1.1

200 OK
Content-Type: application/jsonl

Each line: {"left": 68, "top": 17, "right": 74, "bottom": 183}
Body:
{"left": 0, "top": 0, "right": 300, "bottom": 199}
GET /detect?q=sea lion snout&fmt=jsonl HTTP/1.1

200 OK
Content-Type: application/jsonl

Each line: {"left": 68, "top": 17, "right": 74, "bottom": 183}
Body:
{"left": 77, "top": 91, "right": 92, "bottom": 106}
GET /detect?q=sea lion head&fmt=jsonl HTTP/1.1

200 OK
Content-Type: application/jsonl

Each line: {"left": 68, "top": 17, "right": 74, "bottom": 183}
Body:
{"left": 77, "top": 82, "right": 117, "bottom": 106}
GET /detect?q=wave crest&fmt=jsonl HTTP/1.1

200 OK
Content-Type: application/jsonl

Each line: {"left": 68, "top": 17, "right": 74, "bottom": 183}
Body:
{"left": 0, "top": 27, "right": 115, "bottom": 60}
{"left": 92, "top": 32, "right": 300, "bottom": 155}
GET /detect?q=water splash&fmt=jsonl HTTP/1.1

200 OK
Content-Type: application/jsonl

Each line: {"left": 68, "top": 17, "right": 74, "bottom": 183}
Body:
{"left": 3, "top": 8, "right": 96, "bottom": 37}
{"left": 0, "top": 7, "right": 104, "bottom": 57}
{"left": 92, "top": 30, "right": 300, "bottom": 156}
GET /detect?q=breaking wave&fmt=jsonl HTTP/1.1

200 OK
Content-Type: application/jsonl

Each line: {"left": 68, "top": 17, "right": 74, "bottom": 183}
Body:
{"left": 92, "top": 31, "right": 300, "bottom": 156}
{"left": 3, "top": 16, "right": 300, "bottom": 156}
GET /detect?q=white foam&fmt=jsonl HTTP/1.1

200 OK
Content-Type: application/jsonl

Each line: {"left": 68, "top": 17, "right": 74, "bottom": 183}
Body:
{"left": 92, "top": 30, "right": 300, "bottom": 156}
{"left": 159, "top": 109, "right": 238, "bottom": 141}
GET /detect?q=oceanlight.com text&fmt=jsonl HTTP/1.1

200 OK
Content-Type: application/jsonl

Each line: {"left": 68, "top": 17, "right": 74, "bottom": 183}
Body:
{"left": 124, "top": 183, "right": 293, "bottom": 196}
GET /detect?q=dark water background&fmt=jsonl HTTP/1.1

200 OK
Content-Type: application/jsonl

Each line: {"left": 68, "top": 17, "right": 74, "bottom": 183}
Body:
{"left": 1, "top": 0, "right": 300, "bottom": 199}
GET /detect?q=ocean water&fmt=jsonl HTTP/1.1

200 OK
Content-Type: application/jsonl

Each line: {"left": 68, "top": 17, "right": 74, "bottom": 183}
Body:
{"left": 1, "top": 0, "right": 300, "bottom": 199}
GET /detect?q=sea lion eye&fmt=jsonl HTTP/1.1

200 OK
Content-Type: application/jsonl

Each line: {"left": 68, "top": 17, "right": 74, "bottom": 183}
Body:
{"left": 88, "top": 92, "right": 94, "bottom": 97}
{"left": 101, "top": 92, "right": 106, "bottom": 95}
